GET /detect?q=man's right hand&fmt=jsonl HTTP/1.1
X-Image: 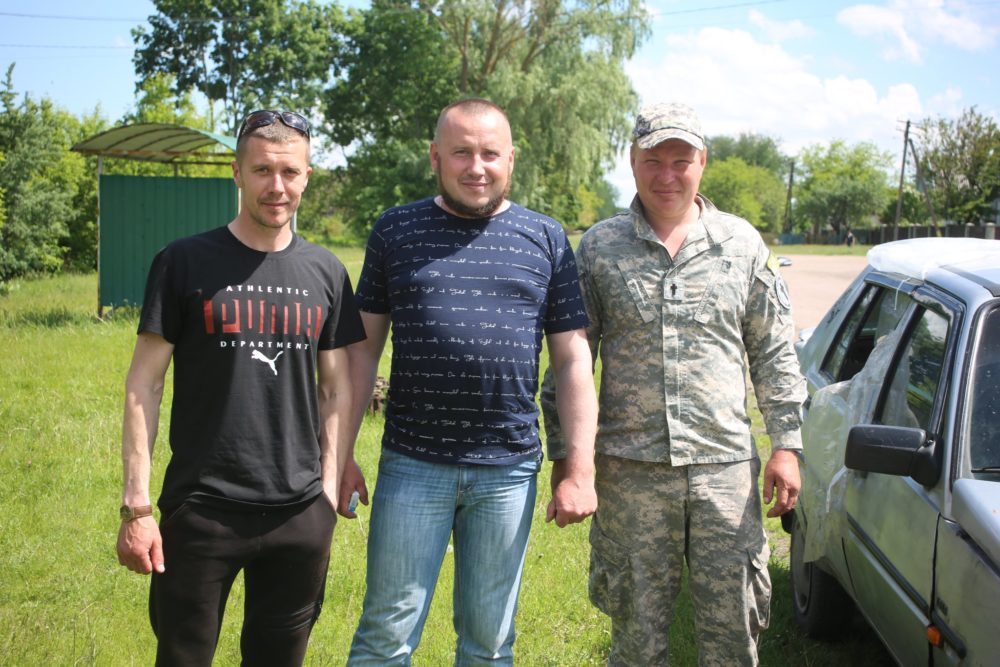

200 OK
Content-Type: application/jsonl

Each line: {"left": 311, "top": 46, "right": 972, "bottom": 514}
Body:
{"left": 546, "top": 458, "right": 597, "bottom": 527}
{"left": 116, "top": 516, "right": 164, "bottom": 574}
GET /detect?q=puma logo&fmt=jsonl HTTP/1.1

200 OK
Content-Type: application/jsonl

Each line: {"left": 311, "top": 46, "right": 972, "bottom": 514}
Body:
{"left": 251, "top": 350, "right": 284, "bottom": 375}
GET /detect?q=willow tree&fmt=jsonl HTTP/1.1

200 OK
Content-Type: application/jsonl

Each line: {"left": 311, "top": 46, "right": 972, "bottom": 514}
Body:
{"left": 325, "top": 0, "right": 649, "bottom": 232}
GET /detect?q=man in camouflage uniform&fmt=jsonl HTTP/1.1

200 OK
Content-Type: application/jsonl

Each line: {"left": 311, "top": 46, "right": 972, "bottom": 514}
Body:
{"left": 541, "top": 102, "right": 806, "bottom": 666}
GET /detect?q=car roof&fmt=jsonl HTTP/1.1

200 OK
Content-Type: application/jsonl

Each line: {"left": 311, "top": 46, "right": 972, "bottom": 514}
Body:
{"left": 868, "top": 238, "right": 1000, "bottom": 298}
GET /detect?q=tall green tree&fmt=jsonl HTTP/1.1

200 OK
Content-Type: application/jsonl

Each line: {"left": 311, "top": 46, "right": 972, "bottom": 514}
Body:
{"left": 880, "top": 183, "right": 930, "bottom": 228}
{"left": 121, "top": 71, "right": 207, "bottom": 127}
{"left": 293, "top": 166, "right": 346, "bottom": 241}
{"left": 914, "top": 107, "right": 1000, "bottom": 225}
{"left": 323, "top": 3, "right": 456, "bottom": 228}
{"left": 325, "top": 0, "right": 649, "bottom": 232}
{"left": 61, "top": 109, "right": 110, "bottom": 273}
{"left": 0, "top": 65, "right": 84, "bottom": 282}
{"left": 65, "top": 74, "right": 231, "bottom": 274}
{"left": 592, "top": 177, "right": 622, "bottom": 220}
{"left": 707, "top": 132, "right": 788, "bottom": 177}
{"left": 104, "top": 73, "right": 227, "bottom": 179}
{"left": 795, "top": 140, "right": 892, "bottom": 236}
{"left": 132, "top": 0, "right": 345, "bottom": 133}
{"left": 701, "top": 156, "right": 786, "bottom": 234}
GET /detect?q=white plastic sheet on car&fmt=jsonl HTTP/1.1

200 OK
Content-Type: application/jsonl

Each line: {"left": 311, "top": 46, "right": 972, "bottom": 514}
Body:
{"left": 868, "top": 238, "right": 1000, "bottom": 280}
{"left": 801, "top": 323, "right": 909, "bottom": 563}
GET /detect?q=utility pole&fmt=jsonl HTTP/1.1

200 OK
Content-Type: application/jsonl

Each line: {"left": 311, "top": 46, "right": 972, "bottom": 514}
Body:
{"left": 892, "top": 120, "right": 911, "bottom": 242}
{"left": 906, "top": 137, "right": 939, "bottom": 235}
{"left": 783, "top": 158, "right": 795, "bottom": 235}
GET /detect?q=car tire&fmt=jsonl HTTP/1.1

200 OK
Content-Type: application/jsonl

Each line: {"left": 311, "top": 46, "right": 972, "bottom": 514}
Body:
{"left": 789, "top": 511, "right": 854, "bottom": 639}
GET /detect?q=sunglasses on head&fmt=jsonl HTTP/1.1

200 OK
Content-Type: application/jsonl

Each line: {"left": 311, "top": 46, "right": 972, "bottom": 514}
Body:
{"left": 237, "top": 110, "right": 310, "bottom": 140}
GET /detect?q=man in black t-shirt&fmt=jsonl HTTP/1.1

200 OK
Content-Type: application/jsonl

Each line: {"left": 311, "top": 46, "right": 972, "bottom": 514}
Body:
{"left": 115, "top": 110, "right": 365, "bottom": 666}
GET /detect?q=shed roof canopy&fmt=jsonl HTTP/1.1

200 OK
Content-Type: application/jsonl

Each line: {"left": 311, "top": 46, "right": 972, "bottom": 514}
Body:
{"left": 71, "top": 123, "right": 236, "bottom": 165}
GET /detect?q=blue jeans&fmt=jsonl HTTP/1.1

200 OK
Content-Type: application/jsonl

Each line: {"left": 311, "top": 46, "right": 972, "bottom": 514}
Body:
{"left": 348, "top": 448, "right": 541, "bottom": 666}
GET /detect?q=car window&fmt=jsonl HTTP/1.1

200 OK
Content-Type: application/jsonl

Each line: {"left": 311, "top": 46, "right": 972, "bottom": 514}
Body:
{"left": 970, "top": 306, "right": 1000, "bottom": 472}
{"left": 822, "top": 285, "right": 910, "bottom": 383}
{"left": 877, "top": 307, "right": 949, "bottom": 431}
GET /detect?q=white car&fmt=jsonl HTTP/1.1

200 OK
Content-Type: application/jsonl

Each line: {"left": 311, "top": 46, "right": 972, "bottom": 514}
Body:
{"left": 786, "top": 238, "right": 1000, "bottom": 665}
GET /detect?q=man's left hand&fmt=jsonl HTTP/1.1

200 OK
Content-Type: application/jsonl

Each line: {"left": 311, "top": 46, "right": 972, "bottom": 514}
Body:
{"left": 546, "top": 459, "right": 597, "bottom": 527}
{"left": 336, "top": 458, "right": 369, "bottom": 519}
{"left": 762, "top": 449, "right": 801, "bottom": 518}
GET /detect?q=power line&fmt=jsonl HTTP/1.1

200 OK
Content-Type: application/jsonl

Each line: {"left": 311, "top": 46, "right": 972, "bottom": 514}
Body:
{"left": 0, "top": 11, "right": 142, "bottom": 22}
{"left": 0, "top": 1, "right": 811, "bottom": 26}
{"left": 0, "top": 44, "right": 132, "bottom": 50}
{"left": 0, "top": 10, "right": 251, "bottom": 24}
{"left": 655, "top": 0, "right": 792, "bottom": 17}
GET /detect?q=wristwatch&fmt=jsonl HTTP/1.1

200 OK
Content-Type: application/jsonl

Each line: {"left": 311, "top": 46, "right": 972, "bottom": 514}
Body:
{"left": 119, "top": 504, "right": 153, "bottom": 522}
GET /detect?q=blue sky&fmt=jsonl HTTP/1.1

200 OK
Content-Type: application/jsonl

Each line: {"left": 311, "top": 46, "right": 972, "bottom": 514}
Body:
{"left": 2, "top": 0, "right": 998, "bottom": 204}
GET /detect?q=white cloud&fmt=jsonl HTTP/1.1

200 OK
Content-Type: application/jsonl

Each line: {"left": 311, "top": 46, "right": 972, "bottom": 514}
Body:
{"left": 881, "top": 83, "right": 924, "bottom": 121}
{"left": 927, "top": 86, "right": 964, "bottom": 117}
{"left": 910, "top": 0, "right": 996, "bottom": 51}
{"left": 838, "top": 0, "right": 997, "bottom": 64}
{"left": 610, "top": 26, "right": 924, "bottom": 204}
{"left": 748, "top": 9, "right": 814, "bottom": 42}
{"left": 632, "top": 27, "right": 919, "bottom": 150}
{"left": 838, "top": 4, "right": 922, "bottom": 63}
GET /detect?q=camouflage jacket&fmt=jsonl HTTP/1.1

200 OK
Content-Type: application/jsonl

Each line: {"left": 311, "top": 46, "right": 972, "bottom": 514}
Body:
{"left": 542, "top": 195, "right": 805, "bottom": 465}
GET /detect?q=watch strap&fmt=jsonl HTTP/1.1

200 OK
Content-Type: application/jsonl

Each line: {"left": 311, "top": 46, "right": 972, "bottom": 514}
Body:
{"left": 120, "top": 504, "right": 153, "bottom": 522}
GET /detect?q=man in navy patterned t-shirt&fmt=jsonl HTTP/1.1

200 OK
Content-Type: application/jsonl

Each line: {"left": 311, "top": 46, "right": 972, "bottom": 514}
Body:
{"left": 342, "top": 98, "right": 598, "bottom": 666}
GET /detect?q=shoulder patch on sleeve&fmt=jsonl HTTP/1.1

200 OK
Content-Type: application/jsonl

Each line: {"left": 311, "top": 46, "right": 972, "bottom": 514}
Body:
{"left": 766, "top": 250, "right": 781, "bottom": 276}
{"left": 775, "top": 276, "right": 792, "bottom": 310}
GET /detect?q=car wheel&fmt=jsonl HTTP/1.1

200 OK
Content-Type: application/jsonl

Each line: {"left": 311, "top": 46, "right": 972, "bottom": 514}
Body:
{"left": 789, "top": 511, "right": 854, "bottom": 639}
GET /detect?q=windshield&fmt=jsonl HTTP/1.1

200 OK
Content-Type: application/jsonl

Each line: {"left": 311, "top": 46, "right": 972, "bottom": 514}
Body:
{"left": 969, "top": 304, "right": 1000, "bottom": 476}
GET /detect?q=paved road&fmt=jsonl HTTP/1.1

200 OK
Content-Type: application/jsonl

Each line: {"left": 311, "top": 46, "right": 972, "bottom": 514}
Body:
{"left": 778, "top": 254, "right": 870, "bottom": 333}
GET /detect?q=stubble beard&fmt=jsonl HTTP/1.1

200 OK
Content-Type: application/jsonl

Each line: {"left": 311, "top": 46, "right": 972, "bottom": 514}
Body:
{"left": 249, "top": 197, "right": 295, "bottom": 231}
{"left": 437, "top": 172, "right": 510, "bottom": 219}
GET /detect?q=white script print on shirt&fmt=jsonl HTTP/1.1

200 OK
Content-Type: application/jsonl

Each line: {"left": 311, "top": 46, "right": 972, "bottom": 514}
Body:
{"left": 251, "top": 350, "right": 284, "bottom": 376}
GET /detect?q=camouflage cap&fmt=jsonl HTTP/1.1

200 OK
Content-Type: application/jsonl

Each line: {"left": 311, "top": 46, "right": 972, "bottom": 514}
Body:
{"left": 632, "top": 102, "right": 705, "bottom": 151}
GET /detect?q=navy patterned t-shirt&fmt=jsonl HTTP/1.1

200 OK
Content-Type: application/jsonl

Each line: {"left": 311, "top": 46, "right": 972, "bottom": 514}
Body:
{"left": 355, "top": 198, "right": 588, "bottom": 464}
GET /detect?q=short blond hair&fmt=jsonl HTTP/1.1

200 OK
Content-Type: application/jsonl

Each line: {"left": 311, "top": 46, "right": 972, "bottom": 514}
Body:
{"left": 434, "top": 98, "right": 509, "bottom": 143}
{"left": 236, "top": 123, "right": 310, "bottom": 162}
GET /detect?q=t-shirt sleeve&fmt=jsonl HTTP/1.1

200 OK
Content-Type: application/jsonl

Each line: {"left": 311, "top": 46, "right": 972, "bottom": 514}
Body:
{"left": 543, "top": 232, "right": 589, "bottom": 334}
{"left": 354, "top": 221, "right": 390, "bottom": 315}
{"left": 137, "top": 244, "right": 182, "bottom": 343}
{"left": 323, "top": 270, "right": 366, "bottom": 350}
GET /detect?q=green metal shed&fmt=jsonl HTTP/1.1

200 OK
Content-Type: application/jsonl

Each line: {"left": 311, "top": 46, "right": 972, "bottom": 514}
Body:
{"left": 71, "top": 123, "right": 238, "bottom": 315}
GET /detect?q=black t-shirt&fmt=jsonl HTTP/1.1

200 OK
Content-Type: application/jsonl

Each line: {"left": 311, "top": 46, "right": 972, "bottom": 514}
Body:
{"left": 139, "top": 226, "right": 365, "bottom": 511}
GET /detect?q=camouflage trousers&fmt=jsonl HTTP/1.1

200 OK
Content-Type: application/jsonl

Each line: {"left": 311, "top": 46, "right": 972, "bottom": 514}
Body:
{"left": 589, "top": 455, "right": 771, "bottom": 667}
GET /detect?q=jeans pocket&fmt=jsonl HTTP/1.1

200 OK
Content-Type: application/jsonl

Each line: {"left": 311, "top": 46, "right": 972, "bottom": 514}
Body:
{"left": 746, "top": 540, "right": 772, "bottom": 636}
{"left": 588, "top": 517, "right": 633, "bottom": 621}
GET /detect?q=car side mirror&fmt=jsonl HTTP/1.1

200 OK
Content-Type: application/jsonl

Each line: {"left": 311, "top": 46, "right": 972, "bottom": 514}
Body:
{"left": 845, "top": 424, "right": 941, "bottom": 487}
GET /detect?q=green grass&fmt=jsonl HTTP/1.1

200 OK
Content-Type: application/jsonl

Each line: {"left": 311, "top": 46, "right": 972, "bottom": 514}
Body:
{"left": 0, "top": 267, "right": 890, "bottom": 666}
{"left": 771, "top": 244, "right": 872, "bottom": 256}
